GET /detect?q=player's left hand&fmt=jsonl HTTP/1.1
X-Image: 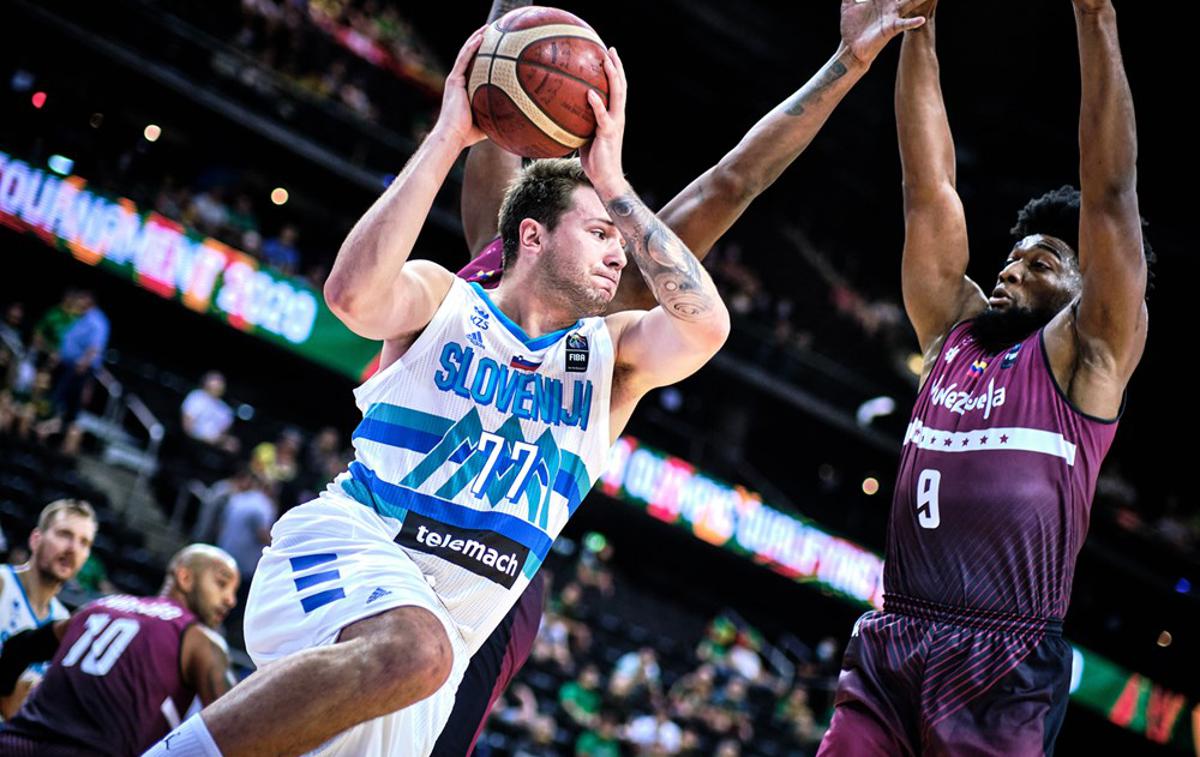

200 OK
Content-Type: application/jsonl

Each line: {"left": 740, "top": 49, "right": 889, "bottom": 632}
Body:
{"left": 580, "top": 47, "right": 627, "bottom": 196}
{"left": 841, "top": 0, "right": 930, "bottom": 65}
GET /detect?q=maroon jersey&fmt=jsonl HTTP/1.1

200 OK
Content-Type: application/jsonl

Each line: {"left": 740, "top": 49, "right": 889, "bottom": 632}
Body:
{"left": 886, "top": 321, "right": 1119, "bottom": 621}
{"left": 3, "top": 594, "right": 199, "bottom": 757}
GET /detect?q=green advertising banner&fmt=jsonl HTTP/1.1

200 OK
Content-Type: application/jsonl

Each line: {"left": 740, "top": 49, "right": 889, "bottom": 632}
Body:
{"left": 602, "top": 435, "right": 1200, "bottom": 753}
{"left": 0, "top": 149, "right": 380, "bottom": 381}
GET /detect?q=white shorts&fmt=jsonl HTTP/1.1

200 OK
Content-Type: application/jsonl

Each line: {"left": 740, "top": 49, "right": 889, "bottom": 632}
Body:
{"left": 243, "top": 495, "right": 470, "bottom": 756}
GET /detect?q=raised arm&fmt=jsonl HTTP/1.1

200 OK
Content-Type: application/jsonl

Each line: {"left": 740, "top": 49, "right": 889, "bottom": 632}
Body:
{"left": 324, "top": 29, "right": 487, "bottom": 340}
{"left": 612, "top": 0, "right": 930, "bottom": 312}
{"left": 1069, "top": 0, "right": 1147, "bottom": 390}
{"left": 580, "top": 50, "right": 729, "bottom": 430}
{"left": 460, "top": 0, "right": 529, "bottom": 256}
{"left": 896, "top": 1, "right": 986, "bottom": 361}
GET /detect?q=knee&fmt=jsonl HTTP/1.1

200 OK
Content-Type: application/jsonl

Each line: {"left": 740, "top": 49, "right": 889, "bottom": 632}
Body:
{"left": 359, "top": 609, "right": 453, "bottom": 705}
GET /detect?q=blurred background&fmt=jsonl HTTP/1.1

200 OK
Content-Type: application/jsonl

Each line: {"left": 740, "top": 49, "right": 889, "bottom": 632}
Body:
{"left": 0, "top": 0, "right": 1193, "bottom": 754}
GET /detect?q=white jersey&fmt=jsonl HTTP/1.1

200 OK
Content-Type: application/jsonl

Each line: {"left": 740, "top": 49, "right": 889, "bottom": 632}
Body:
{"left": 326, "top": 278, "right": 613, "bottom": 650}
{"left": 0, "top": 564, "right": 68, "bottom": 675}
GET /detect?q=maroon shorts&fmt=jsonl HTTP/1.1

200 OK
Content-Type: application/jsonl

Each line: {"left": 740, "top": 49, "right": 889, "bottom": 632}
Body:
{"left": 818, "top": 597, "right": 1071, "bottom": 757}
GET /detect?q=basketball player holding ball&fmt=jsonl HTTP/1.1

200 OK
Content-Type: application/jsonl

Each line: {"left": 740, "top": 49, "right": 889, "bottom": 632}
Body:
{"left": 147, "top": 21, "right": 734, "bottom": 757}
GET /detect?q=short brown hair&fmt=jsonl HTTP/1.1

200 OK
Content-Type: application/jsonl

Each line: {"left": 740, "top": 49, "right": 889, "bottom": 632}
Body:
{"left": 37, "top": 499, "right": 96, "bottom": 531}
{"left": 497, "top": 158, "right": 591, "bottom": 270}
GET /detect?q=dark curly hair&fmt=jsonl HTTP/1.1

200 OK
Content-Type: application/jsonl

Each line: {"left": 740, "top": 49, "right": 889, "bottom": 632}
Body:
{"left": 1010, "top": 185, "right": 1155, "bottom": 298}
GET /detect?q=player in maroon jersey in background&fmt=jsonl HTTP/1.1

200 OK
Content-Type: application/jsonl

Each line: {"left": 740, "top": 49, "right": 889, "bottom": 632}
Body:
{"left": 0, "top": 545, "right": 238, "bottom": 756}
{"left": 818, "top": 1, "right": 1152, "bottom": 755}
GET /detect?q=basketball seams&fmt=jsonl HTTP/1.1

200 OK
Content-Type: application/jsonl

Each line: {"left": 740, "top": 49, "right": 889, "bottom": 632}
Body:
{"left": 484, "top": 57, "right": 586, "bottom": 150}
{"left": 499, "top": 56, "right": 609, "bottom": 103}
{"left": 469, "top": 14, "right": 607, "bottom": 157}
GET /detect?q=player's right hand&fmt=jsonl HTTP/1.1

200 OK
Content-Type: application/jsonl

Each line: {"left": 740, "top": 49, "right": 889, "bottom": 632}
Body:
{"left": 841, "top": 0, "right": 930, "bottom": 65}
{"left": 435, "top": 26, "right": 489, "bottom": 148}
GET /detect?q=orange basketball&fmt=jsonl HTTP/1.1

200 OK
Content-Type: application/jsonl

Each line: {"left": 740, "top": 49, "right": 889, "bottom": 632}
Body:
{"left": 468, "top": 6, "right": 609, "bottom": 158}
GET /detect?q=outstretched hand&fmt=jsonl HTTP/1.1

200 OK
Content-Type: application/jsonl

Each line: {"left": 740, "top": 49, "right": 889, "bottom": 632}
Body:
{"left": 841, "top": 0, "right": 931, "bottom": 65}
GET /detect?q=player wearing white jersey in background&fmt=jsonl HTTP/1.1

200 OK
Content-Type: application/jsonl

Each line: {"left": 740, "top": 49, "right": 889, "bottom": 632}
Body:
{"left": 147, "top": 27, "right": 729, "bottom": 757}
{"left": 0, "top": 499, "right": 95, "bottom": 719}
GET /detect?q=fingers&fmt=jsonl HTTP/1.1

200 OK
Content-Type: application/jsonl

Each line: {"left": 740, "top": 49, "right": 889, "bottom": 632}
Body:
{"left": 606, "top": 47, "right": 628, "bottom": 117}
{"left": 450, "top": 26, "right": 488, "bottom": 80}
{"left": 587, "top": 89, "right": 612, "bottom": 131}
{"left": 897, "top": 15, "right": 927, "bottom": 32}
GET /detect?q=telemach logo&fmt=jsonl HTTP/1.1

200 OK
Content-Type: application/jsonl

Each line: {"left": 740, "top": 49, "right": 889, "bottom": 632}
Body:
{"left": 396, "top": 512, "right": 528, "bottom": 589}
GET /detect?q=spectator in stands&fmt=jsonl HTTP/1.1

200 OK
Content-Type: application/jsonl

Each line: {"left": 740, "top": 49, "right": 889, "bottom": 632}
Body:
{"left": 10, "top": 368, "right": 57, "bottom": 441}
{"left": 575, "top": 709, "right": 622, "bottom": 757}
{"left": 251, "top": 427, "right": 302, "bottom": 486}
{"left": 190, "top": 186, "right": 230, "bottom": 236}
{"left": 30, "top": 289, "right": 80, "bottom": 363}
{"left": 532, "top": 607, "right": 576, "bottom": 674}
{"left": 509, "top": 715, "right": 556, "bottom": 757}
{"left": 609, "top": 646, "right": 662, "bottom": 708}
{"left": 668, "top": 663, "right": 715, "bottom": 726}
{"left": 626, "top": 707, "right": 683, "bottom": 755}
{"left": 181, "top": 370, "right": 241, "bottom": 453}
{"left": 559, "top": 663, "right": 604, "bottom": 729}
{"left": 215, "top": 469, "right": 275, "bottom": 647}
{"left": 774, "top": 685, "right": 819, "bottom": 745}
{"left": 47, "top": 290, "right": 109, "bottom": 455}
{"left": 0, "top": 302, "right": 25, "bottom": 357}
{"left": 262, "top": 224, "right": 302, "bottom": 275}
{"left": 708, "top": 677, "right": 754, "bottom": 743}
{"left": 727, "top": 636, "right": 764, "bottom": 683}
{"left": 715, "top": 738, "right": 741, "bottom": 757}
{"left": 226, "top": 193, "right": 259, "bottom": 238}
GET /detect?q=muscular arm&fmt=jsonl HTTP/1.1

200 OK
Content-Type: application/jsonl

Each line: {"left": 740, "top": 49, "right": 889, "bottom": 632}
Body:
{"left": 460, "top": 0, "right": 529, "bottom": 255}
{"left": 181, "top": 624, "right": 234, "bottom": 706}
{"left": 1068, "top": 1, "right": 1147, "bottom": 394}
{"left": 616, "top": 0, "right": 928, "bottom": 312}
{"left": 609, "top": 47, "right": 870, "bottom": 312}
{"left": 602, "top": 185, "right": 730, "bottom": 400}
{"left": 325, "top": 32, "right": 486, "bottom": 339}
{"left": 896, "top": 6, "right": 986, "bottom": 362}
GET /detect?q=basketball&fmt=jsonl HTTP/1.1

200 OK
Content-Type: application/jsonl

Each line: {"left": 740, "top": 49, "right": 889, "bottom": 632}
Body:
{"left": 468, "top": 6, "right": 609, "bottom": 158}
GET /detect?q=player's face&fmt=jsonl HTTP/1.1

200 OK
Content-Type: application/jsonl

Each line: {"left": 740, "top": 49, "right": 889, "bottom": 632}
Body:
{"left": 989, "top": 235, "right": 1080, "bottom": 315}
{"left": 30, "top": 513, "right": 95, "bottom": 582}
{"left": 542, "top": 187, "right": 626, "bottom": 316}
{"left": 188, "top": 561, "right": 240, "bottom": 629}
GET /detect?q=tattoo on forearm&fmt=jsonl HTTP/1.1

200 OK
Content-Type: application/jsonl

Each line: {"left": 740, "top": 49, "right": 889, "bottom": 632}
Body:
{"left": 607, "top": 194, "right": 717, "bottom": 321}
{"left": 784, "top": 59, "right": 849, "bottom": 117}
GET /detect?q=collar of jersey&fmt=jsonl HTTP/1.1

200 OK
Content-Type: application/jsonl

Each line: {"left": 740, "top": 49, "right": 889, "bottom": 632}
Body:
{"left": 469, "top": 282, "right": 581, "bottom": 351}
{"left": 8, "top": 565, "right": 51, "bottom": 625}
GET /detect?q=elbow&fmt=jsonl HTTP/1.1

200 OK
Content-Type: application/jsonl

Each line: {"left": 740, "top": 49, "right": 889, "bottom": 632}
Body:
{"left": 324, "top": 275, "right": 360, "bottom": 322}
{"left": 1081, "top": 180, "right": 1138, "bottom": 214}
{"left": 699, "top": 301, "right": 732, "bottom": 354}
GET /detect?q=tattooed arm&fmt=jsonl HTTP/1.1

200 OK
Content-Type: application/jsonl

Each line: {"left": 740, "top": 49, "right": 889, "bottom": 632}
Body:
{"left": 610, "top": 0, "right": 930, "bottom": 312}
{"left": 580, "top": 50, "right": 729, "bottom": 437}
